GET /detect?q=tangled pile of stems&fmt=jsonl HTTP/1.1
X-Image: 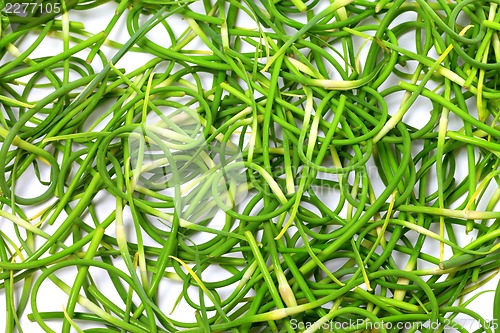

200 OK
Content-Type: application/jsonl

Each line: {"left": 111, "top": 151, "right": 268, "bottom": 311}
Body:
{"left": 1, "top": 0, "right": 500, "bottom": 331}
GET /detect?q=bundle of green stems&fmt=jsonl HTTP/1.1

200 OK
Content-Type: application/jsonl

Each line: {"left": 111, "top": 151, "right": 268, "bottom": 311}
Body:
{"left": 0, "top": 0, "right": 500, "bottom": 332}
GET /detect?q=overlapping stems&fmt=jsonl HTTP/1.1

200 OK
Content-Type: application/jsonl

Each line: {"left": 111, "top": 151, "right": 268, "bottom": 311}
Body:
{"left": 0, "top": 0, "right": 499, "bottom": 332}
